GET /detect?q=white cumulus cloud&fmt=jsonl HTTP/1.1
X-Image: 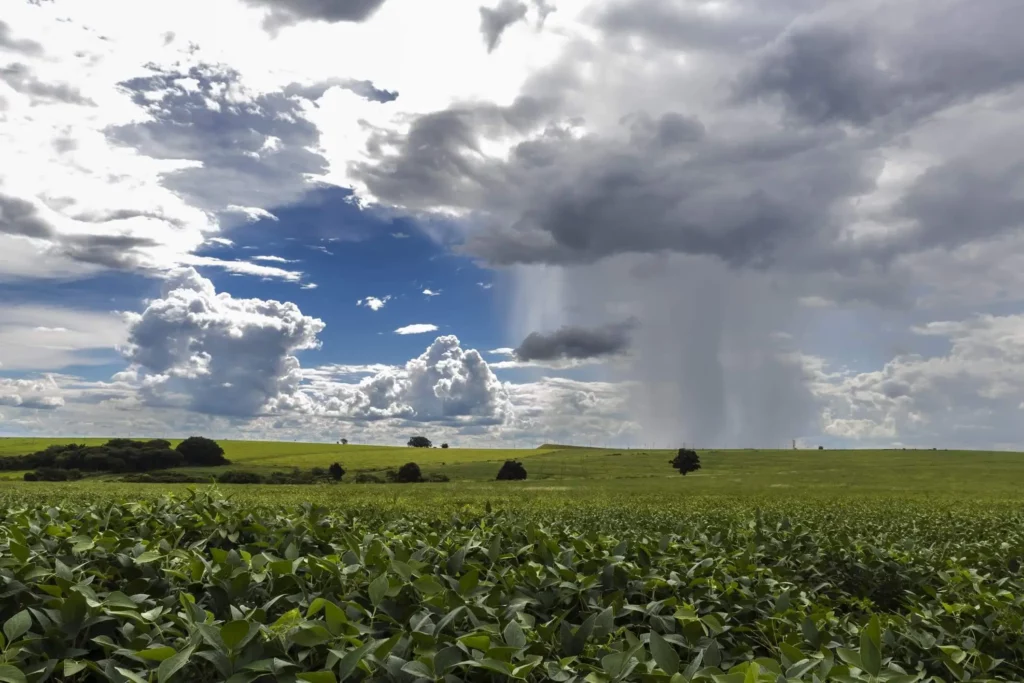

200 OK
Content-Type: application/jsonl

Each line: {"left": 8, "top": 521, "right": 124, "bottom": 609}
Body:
{"left": 121, "top": 267, "right": 325, "bottom": 416}
{"left": 357, "top": 295, "right": 391, "bottom": 311}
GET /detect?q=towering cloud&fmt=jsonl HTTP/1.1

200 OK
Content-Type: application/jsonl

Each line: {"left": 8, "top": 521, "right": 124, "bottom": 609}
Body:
{"left": 308, "top": 335, "right": 514, "bottom": 425}
{"left": 122, "top": 268, "right": 325, "bottom": 416}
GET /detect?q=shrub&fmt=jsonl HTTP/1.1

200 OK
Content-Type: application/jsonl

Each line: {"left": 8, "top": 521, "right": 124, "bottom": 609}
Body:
{"left": 176, "top": 436, "right": 229, "bottom": 467}
{"left": 355, "top": 473, "right": 383, "bottom": 484}
{"left": 670, "top": 448, "right": 701, "bottom": 476}
{"left": 441, "top": 443, "right": 449, "bottom": 449}
{"left": 407, "top": 436, "right": 432, "bottom": 448}
{"left": 216, "top": 470, "right": 264, "bottom": 484}
{"left": 393, "top": 462, "right": 424, "bottom": 483}
{"left": 426, "top": 473, "right": 450, "bottom": 482}
{"left": 819, "top": 445, "right": 824, "bottom": 450}
{"left": 22, "top": 472, "right": 38, "bottom": 482}
{"left": 328, "top": 462, "right": 345, "bottom": 481}
{"left": 30, "top": 467, "right": 84, "bottom": 482}
{"left": 496, "top": 460, "right": 528, "bottom": 481}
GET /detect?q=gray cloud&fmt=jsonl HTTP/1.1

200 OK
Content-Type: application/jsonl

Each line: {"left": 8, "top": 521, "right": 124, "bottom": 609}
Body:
{"left": 0, "top": 193, "right": 160, "bottom": 271}
{"left": 480, "top": 0, "right": 528, "bottom": 52}
{"left": 351, "top": 0, "right": 1024, "bottom": 278}
{"left": 107, "top": 64, "right": 330, "bottom": 221}
{"left": 240, "top": 0, "right": 388, "bottom": 31}
{"left": 0, "top": 20, "right": 43, "bottom": 55}
{"left": 734, "top": 2, "right": 1024, "bottom": 128}
{"left": 0, "top": 194, "right": 53, "bottom": 239}
{"left": 283, "top": 77, "right": 398, "bottom": 103}
{"left": 0, "top": 63, "right": 94, "bottom": 105}
{"left": 514, "top": 320, "right": 635, "bottom": 361}
{"left": 346, "top": 0, "right": 1024, "bottom": 447}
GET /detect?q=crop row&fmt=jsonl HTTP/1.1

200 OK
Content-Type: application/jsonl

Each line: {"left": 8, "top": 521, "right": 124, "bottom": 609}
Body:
{"left": 0, "top": 489, "right": 1021, "bottom": 681}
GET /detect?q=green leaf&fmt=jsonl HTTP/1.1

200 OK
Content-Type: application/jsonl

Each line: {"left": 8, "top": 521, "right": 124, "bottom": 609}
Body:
{"left": 368, "top": 573, "right": 388, "bottom": 607}
{"left": 860, "top": 619, "right": 882, "bottom": 677}
{"left": 836, "top": 648, "right": 862, "bottom": 669}
{"left": 114, "top": 667, "right": 149, "bottom": 683}
{"left": 0, "top": 665, "right": 25, "bottom": 683}
{"left": 157, "top": 645, "right": 195, "bottom": 683}
{"left": 434, "top": 646, "right": 463, "bottom": 674}
{"left": 298, "top": 672, "right": 338, "bottom": 683}
{"left": 466, "top": 659, "right": 513, "bottom": 676}
{"left": 137, "top": 646, "right": 178, "bottom": 662}
{"left": 3, "top": 611, "right": 31, "bottom": 643}
{"left": 650, "top": 631, "right": 680, "bottom": 674}
{"left": 307, "top": 598, "right": 327, "bottom": 617}
{"left": 503, "top": 620, "right": 527, "bottom": 649}
{"left": 336, "top": 642, "right": 375, "bottom": 682}
{"left": 413, "top": 575, "right": 444, "bottom": 595}
{"left": 220, "top": 620, "right": 253, "bottom": 650}
{"left": 134, "top": 550, "right": 162, "bottom": 564}
{"left": 63, "top": 660, "right": 88, "bottom": 677}
{"left": 459, "top": 633, "right": 491, "bottom": 652}
{"left": 458, "top": 568, "right": 479, "bottom": 595}
{"left": 401, "top": 661, "right": 433, "bottom": 679}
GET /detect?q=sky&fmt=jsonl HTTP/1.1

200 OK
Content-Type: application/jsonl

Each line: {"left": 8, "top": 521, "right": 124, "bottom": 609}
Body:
{"left": 2, "top": 0, "right": 1024, "bottom": 449}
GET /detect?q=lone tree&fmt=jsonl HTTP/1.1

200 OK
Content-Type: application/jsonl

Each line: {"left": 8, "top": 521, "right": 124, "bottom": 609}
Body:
{"left": 328, "top": 462, "right": 345, "bottom": 481}
{"left": 440, "top": 443, "right": 449, "bottom": 449}
{"left": 394, "top": 462, "right": 424, "bottom": 483}
{"left": 407, "top": 436, "right": 432, "bottom": 448}
{"left": 176, "top": 436, "right": 229, "bottom": 467}
{"left": 669, "top": 448, "right": 701, "bottom": 476}
{"left": 496, "top": 459, "right": 527, "bottom": 481}
{"left": 339, "top": 438, "right": 348, "bottom": 445}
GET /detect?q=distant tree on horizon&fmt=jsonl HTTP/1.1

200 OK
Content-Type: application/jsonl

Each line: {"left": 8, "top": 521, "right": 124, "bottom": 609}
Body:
{"left": 408, "top": 436, "right": 432, "bottom": 448}
{"left": 441, "top": 443, "right": 449, "bottom": 449}
{"left": 339, "top": 438, "right": 349, "bottom": 445}
{"left": 670, "top": 448, "right": 701, "bottom": 476}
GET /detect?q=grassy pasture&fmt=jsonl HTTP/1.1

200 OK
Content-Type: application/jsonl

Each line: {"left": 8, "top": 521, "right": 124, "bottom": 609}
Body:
{"left": 1, "top": 437, "right": 1023, "bottom": 498}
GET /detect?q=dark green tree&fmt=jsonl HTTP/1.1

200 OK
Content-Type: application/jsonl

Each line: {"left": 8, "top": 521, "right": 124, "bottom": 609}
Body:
{"left": 176, "top": 436, "right": 229, "bottom": 466}
{"left": 407, "top": 436, "right": 432, "bottom": 448}
{"left": 393, "top": 462, "right": 424, "bottom": 483}
{"left": 496, "top": 460, "right": 527, "bottom": 481}
{"left": 669, "top": 448, "right": 701, "bottom": 476}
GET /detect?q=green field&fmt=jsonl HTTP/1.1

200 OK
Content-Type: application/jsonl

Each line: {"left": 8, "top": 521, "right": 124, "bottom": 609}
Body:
{"left": 1, "top": 438, "right": 1023, "bottom": 681}
{"left": 2, "top": 437, "right": 1023, "bottom": 499}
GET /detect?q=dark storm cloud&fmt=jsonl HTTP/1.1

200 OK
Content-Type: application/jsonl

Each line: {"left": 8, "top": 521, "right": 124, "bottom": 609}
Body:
{"left": 283, "top": 77, "right": 398, "bottom": 103}
{"left": 349, "top": 0, "right": 1024, "bottom": 276}
{"left": 352, "top": 94, "right": 555, "bottom": 210}
{"left": 106, "top": 64, "right": 329, "bottom": 218}
{"left": 240, "top": 0, "right": 388, "bottom": 31}
{"left": 0, "top": 63, "right": 94, "bottom": 105}
{"left": 514, "top": 320, "right": 636, "bottom": 361}
{"left": 735, "top": 2, "right": 1024, "bottom": 128}
{"left": 479, "top": 0, "right": 528, "bottom": 53}
{"left": 0, "top": 20, "right": 43, "bottom": 55}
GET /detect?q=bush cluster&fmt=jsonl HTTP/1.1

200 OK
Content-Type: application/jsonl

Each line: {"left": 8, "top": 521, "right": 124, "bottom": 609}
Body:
{"left": 496, "top": 459, "right": 528, "bottom": 480}
{"left": 9, "top": 436, "right": 229, "bottom": 478}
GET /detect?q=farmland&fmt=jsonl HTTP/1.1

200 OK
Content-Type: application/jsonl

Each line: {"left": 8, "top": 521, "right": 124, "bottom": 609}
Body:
{"left": 0, "top": 440, "right": 1022, "bottom": 681}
